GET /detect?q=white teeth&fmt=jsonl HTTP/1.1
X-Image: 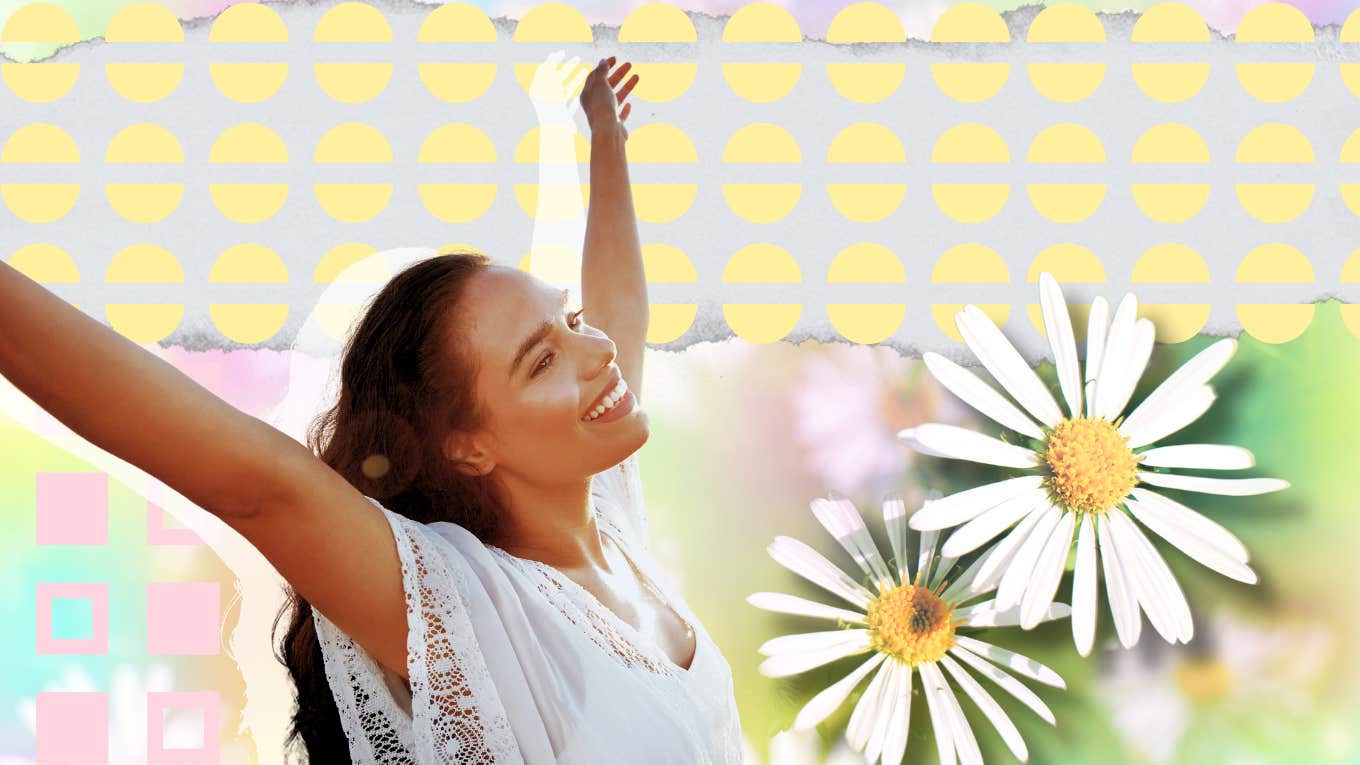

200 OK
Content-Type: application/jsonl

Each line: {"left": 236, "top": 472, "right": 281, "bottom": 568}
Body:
{"left": 582, "top": 379, "right": 628, "bottom": 421}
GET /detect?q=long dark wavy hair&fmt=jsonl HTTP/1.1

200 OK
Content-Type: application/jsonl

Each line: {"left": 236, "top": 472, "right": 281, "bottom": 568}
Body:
{"left": 271, "top": 250, "right": 509, "bottom": 762}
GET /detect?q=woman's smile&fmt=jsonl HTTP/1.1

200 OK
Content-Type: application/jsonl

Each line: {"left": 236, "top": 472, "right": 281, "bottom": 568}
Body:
{"left": 583, "top": 386, "right": 636, "bottom": 424}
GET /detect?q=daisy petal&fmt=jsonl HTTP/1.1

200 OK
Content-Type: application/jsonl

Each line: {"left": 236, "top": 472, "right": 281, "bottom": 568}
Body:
{"left": 941, "top": 488, "right": 1050, "bottom": 559}
{"left": 1123, "top": 497, "right": 1256, "bottom": 585}
{"left": 1094, "top": 293, "right": 1139, "bottom": 421}
{"left": 941, "top": 551, "right": 993, "bottom": 604}
{"left": 1071, "top": 514, "right": 1098, "bottom": 657}
{"left": 1083, "top": 296, "right": 1110, "bottom": 419}
{"left": 1119, "top": 509, "right": 1197, "bottom": 642}
{"left": 957, "top": 599, "right": 1070, "bottom": 628}
{"left": 1106, "top": 511, "right": 1179, "bottom": 644}
{"left": 1135, "top": 444, "right": 1256, "bottom": 471}
{"left": 745, "top": 591, "right": 868, "bottom": 625}
{"left": 909, "top": 475, "right": 1047, "bottom": 532}
{"left": 918, "top": 528, "right": 941, "bottom": 587}
{"left": 954, "top": 635, "right": 1065, "bottom": 689}
{"left": 793, "top": 652, "right": 886, "bottom": 731}
{"left": 865, "top": 659, "right": 905, "bottom": 764}
{"left": 972, "top": 503, "right": 1050, "bottom": 594}
{"left": 898, "top": 429, "right": 955, "bottom": 458}
{"left": 768, "top": 536, "right": 876, "bottom": 610}
{"left": 956, "top": 304, "right": 1064, "bottom": 427}
{"left": 1118, "top": 517, "right": 1198, "bottom": 646}
{"left": 811, "top": 497, "right": 897, "bottom": 590}
{"left": 759, "top": 628, "right": 871, "bottom": 658}
{"left": 904, "top": 423, "right": 1042, "bottom": 469}
{"left": 919, "top": 660, "right": 958, "bottom": 765}
{"left": 881, "top": 663, "right": 914, "bottom": 765}
{"left": 884, "top": 493, "right": 911, "bottom": 586}
{"left": 1107, "top": 508, "right": 1194, "bottom": 644}
{"left": 757, "top": 631, "right": 873, "bottom": 677}
{"left": 1136, "top": 471, "right": 1290, "bottom": 496}
{"left": 1040, "top": 272, "right": 1083, "bottom": 421}
{"left": 1096, "top": 516, "right": 1142, "bottom": 648}
{"left": 1121, "top": 385, "right": 1216, "bottom": 450}
{"left": 1129, "top": 487, "right": 1249, "bottom": 562}
{"left": 1100, "top": 318, "right": 1156, "bottom": 422}
{"left": 948, "top": 644, "right": 1055, "bottom": 725}
{"left": 1021, "top": 511, "right": 1077, "bottom": 630}
{"left": 847, "top": 659, "right": 894, "bottom": 753}
{"left": 1120, "top": 338, "right": 1236, "bottom": 439}
{"left": 923, "top": 351, "right": 1046, "bottom": 441}
{"left": 997, "top": 504, "right": 1063, "bottom": 612}
{"left": 930, "top": 662, "right": 984, "bottom": 765}
{"left": 941, "top": 655, "right": 1028, "bottom": 762}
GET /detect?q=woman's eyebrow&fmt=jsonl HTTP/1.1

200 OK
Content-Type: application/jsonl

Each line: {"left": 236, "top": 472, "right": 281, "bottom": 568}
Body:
{"left": 509, "top": 288, "right": 571, "bottom": 380}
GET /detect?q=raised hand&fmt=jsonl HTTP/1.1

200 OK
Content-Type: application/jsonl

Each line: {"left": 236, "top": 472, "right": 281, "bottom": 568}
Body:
{"left": 580, "top": 55, "right": 640, "bottom": 139}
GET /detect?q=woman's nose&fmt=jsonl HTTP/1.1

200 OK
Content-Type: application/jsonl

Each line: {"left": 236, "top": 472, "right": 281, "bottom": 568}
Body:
{"left": 589, "top": 331, "right": 616, "bottom": 367}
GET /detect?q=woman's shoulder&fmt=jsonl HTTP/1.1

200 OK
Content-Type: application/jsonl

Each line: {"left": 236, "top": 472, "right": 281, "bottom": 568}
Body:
{"left": 360, "top": 495, "right": 498, "bottom": 577}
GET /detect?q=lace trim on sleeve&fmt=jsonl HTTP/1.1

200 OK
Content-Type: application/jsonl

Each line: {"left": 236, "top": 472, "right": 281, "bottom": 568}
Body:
{"left": 387, "top": 508, "right": 522, "bottom": 764}
{"left": 311, "top": 500, "right": 522, "bottom": 764}
{"left": 313, "top": 604, "right": 415, "bottom": 763}
{"left": 589, "top": 450, "right": 650, "bottom": 555}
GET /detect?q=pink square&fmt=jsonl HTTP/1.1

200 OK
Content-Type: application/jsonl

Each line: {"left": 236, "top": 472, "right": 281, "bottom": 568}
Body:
{"left": 146, "top": 499, "right": 203, "bottom": 546}
{"left": 36, "top": 472, "right": 108, "bottom": 546}
{"left": 147, "top": 691, "right": 220, "bottom": 764}
{"left": 36, "top": 692, "right": 108, "bottom": 764}
{"left": 36, "top": 582, "right": 108, "bottom": 655}
{"left": 146, "top": 582, "right": 220, "bottom": 655}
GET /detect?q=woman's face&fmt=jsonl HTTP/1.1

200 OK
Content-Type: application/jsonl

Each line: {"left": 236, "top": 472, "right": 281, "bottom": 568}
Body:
{"left": 450, "top": 266, "right": 649, "bottom": 481}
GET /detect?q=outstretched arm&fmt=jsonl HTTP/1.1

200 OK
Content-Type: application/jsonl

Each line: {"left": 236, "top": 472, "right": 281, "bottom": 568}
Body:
{"left": 0, "top": 259, "right": 290, "bottom": 519}
{"left": 579, "top": 56, "right": 647, "bottom": 402}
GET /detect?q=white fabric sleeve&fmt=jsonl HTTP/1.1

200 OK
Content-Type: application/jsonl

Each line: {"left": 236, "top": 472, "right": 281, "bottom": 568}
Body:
{"left": 312, "top": 499, "right": 522, "bottom": 764}
{"left": 589, "top": 449, "right": 651, "bottom": 555}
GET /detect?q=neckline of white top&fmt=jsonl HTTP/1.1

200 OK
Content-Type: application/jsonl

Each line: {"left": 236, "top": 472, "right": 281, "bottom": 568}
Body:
{"left": 486, "top": 518, "right": 703, "bottom": 677}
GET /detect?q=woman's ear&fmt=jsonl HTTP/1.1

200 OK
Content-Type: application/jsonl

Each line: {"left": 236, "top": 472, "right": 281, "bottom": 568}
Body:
{"left": 443, "top": 431, "right": 494, "bottom": 476}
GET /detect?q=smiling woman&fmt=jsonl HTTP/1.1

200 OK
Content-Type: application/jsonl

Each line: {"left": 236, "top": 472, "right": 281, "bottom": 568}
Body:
{"left": 0, "top": 54, "right": 745, "bottom": 764}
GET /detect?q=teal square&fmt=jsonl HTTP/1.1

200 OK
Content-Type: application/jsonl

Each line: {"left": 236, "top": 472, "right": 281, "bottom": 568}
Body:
{"left": 51, "top": 597, "right": 93, "bottom": 640}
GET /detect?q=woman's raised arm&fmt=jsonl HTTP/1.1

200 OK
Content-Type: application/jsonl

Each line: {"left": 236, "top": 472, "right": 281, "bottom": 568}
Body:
{"left": 0, "top": 259, "right": 412, "bottom": 678}
{"left": 580, "top": 57, "right": 648, "bottom": 403}
{"left": 0, "top": 258, "right": 292, "bottom": 520}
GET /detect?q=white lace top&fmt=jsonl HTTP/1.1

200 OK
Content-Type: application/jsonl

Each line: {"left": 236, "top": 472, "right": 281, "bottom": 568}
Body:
{"left": 311, "top": 451, "right": 745, "bottom": 764}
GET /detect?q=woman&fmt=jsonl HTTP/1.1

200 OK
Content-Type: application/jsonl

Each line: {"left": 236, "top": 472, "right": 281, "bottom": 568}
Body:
{"left": 0, "top": 56, "right": 744, "bottom": 763}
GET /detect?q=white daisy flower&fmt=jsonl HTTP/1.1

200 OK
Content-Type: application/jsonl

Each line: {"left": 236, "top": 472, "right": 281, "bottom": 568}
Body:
{"left": 897, "top": 272, "right": 1291, "bottom": 656}
{"left": 748, "top": 495, "right": 1069, "bottom": 765}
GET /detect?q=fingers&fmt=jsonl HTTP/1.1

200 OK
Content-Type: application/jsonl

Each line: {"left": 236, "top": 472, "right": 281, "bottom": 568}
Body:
{"left": 616, "top": 72, "right": 639, "bottom": 103}
{"left": 586, "top": 55, "right": 641, "bottom": 121}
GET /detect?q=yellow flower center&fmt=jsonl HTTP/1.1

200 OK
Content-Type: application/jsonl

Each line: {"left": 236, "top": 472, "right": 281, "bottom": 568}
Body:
{"left": 865, "top": 584, "right": 957, "bottom": 666}
{"left": 1175, "top": 659, "right": 1233, "bottom": 704}
{"left": 1043, "top": 417, "right": 1141, "bottom": 514}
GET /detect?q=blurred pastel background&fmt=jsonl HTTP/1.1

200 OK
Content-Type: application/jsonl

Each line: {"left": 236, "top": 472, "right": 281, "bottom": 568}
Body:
{"left": 3, "top": 1, "right": 1360, "bottom": 764}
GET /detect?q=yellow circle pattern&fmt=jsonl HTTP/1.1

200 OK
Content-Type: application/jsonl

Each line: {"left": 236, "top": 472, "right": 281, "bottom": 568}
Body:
{"left": 2, "top": 1, "right": 1353, "bottom": 347}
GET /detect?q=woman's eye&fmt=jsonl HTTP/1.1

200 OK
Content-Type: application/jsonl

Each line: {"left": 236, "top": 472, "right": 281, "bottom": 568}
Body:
{"left": 533, "top": 352, "right": 554, "bottom": 376}
{"left": 531, "top": 311, "right": 585, "bottom": 378}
